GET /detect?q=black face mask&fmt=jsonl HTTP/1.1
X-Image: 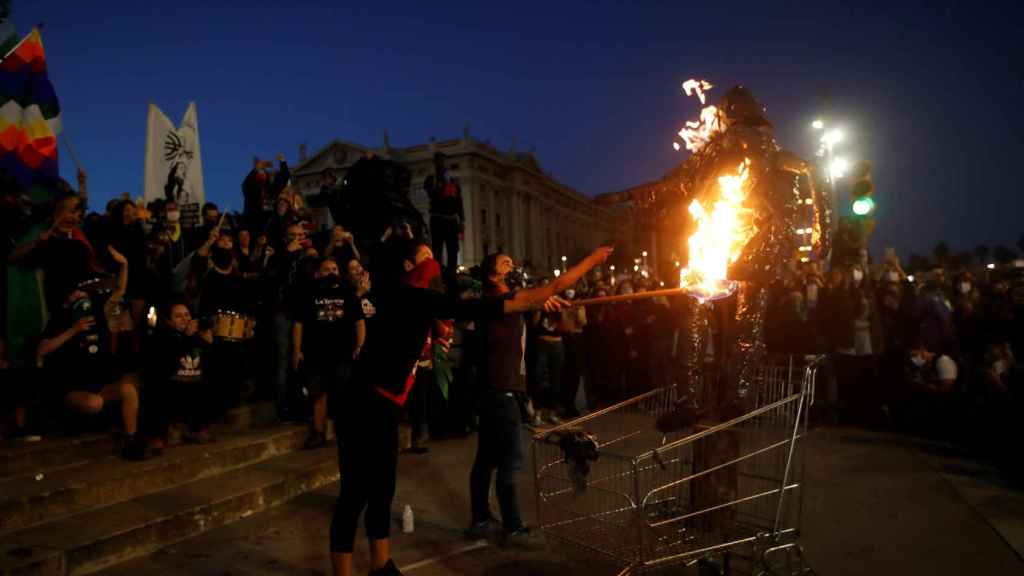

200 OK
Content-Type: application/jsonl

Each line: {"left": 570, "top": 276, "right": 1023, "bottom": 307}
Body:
{"left": 318, "top": 274, "right": 341, "bottom": 288}
{"left": 212, "top": 247, "right": 233, "bottom": 269}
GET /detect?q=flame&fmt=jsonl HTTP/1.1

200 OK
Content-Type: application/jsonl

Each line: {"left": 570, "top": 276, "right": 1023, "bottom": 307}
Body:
{"left": 679, "top": 159, "right": 755, "bottom": 300}
{"left": 676, "top": 78, "right": 722, "bottom": 152}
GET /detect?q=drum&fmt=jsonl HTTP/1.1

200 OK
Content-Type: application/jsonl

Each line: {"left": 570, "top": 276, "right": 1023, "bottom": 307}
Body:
{"left": 77, "top": 276, "right": 118, "bottom": 296}
{"left": 212, "top": 311, "right": 255, "bottom": 341}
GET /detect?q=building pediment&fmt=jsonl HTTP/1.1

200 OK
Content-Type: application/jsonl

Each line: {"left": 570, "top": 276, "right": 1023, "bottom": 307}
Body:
{"left": 292, "top": 140, "right": 372, "bottom": 175}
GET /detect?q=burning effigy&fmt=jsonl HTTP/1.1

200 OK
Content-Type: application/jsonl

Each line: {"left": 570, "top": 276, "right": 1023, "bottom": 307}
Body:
{"left": 594, "top": 80, "right": 831, "bottom": 429}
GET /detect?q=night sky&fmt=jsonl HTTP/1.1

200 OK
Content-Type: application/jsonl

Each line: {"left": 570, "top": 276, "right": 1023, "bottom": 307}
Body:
{"left": 11, "top": 0, "right": 1023, "bottom": 259}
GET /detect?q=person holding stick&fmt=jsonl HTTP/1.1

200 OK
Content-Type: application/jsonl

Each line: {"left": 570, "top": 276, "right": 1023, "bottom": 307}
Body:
{"left": 465, "top": 246, "right": 612, "bottom": 547}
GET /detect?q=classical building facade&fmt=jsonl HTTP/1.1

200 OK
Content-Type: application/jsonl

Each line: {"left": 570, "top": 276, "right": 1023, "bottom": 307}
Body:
{"left": 290, "top": 131, "right": 631, "bottom": 273}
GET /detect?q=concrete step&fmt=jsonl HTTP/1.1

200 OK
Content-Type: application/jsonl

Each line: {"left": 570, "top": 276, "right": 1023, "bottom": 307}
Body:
{"left": 0, "top": 402, "right": 280, "bottom": 480}
{"left": 0, "top": 446, "right": 338, "bottom": 575}
{"left": 0, "top": 424, "right": 313, "bottom": 536}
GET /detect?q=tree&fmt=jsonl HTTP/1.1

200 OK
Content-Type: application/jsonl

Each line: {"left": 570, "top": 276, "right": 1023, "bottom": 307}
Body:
{"left": 907, "top": 253, "right": 931, "bottom": 273}
{"left": 992, "top": 245, "right": 1017, "bottom": 265}
{"left": 974, "top": 244, "right": 991, "bottom": 265}
{"left": 932, "top": 242, "right": 951, "bottom": 267}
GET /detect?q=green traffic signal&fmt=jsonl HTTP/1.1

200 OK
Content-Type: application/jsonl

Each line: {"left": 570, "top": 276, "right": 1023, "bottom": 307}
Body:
{"left": 852, "top": 197, "right": 874, "bottom": 216}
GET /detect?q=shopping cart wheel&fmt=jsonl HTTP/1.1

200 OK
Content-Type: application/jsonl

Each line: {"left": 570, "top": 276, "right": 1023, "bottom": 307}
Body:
{"left": 758, "top": 543, "right": 815, "bottom": 576}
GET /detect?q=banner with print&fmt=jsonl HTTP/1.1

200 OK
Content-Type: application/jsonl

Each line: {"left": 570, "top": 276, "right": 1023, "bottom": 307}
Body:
{"left": 144, "top": 102, "right": 205, "bottom": 227}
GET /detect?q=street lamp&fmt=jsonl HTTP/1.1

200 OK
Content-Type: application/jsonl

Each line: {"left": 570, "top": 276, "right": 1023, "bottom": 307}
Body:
{"left": 829, "top": 157, "right": 849, "bottom": 179}
{"left": 811, "top": 119, "right": 824, "bottom": 130}
{"left": 821, "top": 129, "right": 844, "bottom": 147}
{"left": 561, "top": 255, "right": 567, "bottom": 272}
{"left": 554, "top": 269, "right": 561, "bottom": 277}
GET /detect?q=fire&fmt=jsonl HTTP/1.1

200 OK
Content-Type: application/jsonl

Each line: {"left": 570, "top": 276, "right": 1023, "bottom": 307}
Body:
{"left": 679, "top": 159, "right": 755, "bottom": 300}
{"left": 676, "top": 79, "right": 720, "bottom": 152}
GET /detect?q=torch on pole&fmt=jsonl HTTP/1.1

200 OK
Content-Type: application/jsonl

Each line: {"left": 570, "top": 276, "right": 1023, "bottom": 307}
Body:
{"left": 571, "top": 287, "right": 692, "bottom": 307}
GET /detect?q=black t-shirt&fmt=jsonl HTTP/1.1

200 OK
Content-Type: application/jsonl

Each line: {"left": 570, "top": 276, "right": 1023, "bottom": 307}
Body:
{"left": 146, "top": 326, "right": 207, "bottom": 386}
{"left": 477, "top": 292, "right": 527, "bottom": 392}
{"left": 41, "top": 300, "right": 118, "bottom": 390}
{"left": 351, "top": 284, "right": 502, "bottom": 403}
{"left": 296, "top": 280, "right": 364, "bottom": 362}
{"left": 35, "top": 236, "right": 95, "bottom": 310}
{"left": 198, "top": 269, "right": 249, "bottom": 317}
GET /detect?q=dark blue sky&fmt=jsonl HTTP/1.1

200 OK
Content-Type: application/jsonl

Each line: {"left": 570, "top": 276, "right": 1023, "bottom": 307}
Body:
{"left": 13, "top": 0, "right": 1024, "bottom": 258}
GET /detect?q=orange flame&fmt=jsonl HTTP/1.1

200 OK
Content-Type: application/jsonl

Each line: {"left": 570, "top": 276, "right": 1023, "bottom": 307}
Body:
{"left": 677, "top": 79, "right": 721, "bottom": 152}
{"left": 679, "top": 159, "right": 755, "bottom": 300}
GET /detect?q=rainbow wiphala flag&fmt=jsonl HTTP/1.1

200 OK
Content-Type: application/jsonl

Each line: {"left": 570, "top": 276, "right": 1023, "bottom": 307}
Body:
{"left": 0, "top": 28, "right": 61, "bottom": 199}
{"left": 1, "top": 28, "right": 62, "bottom": 367}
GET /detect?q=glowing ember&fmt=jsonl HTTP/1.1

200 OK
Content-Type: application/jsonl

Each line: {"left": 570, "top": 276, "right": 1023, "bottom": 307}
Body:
{"left": 677, "top": 78, "right": 721, "bottom": 152}
{"left": 679, "top": 159, "right": 755, "bottom": 301}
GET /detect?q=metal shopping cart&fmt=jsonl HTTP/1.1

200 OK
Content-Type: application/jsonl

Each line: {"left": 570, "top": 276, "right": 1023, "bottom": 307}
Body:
{"left": 532, "top": 354, "right": 822, "bottom": 575}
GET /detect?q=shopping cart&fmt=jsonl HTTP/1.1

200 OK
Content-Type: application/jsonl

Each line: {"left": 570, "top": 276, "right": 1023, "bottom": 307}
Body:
{"left": 532, "top": 354, "right": 822, "bottom": 575}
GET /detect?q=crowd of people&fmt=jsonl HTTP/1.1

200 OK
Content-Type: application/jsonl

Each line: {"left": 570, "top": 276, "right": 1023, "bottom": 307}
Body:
{"left": 2, "top": 150, "right": 1022, "bottom": 572}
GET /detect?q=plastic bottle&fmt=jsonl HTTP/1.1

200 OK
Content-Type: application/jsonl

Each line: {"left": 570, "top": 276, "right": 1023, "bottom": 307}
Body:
{"left": 402, "top": 504, "right": 414, "bottom": 533}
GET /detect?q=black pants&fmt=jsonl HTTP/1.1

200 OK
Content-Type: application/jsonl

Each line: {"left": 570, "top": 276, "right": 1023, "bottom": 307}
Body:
{"left": 144, "top": 378, "right": 224, "bottom": 437}
{"left": 409, "top": 368, "right": 432, "bottom": 443}
{"left": 470, "top": 389, "right": 524, "bottom": 532}
{"left": 561, "top": 333, "right": 584, "bottom": 414}
{"left": 530, "top": 339, "right": 564, "bottom": 411}
{"left": 430, "top": 215, "right": 460, "bottom": 271}
{"left": 330, "top": 387, "right": 399, "bottom": 553}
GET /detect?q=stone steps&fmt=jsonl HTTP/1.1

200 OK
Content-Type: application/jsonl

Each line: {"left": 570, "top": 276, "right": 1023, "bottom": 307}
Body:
{"left": 0, "top": 424, "right": 310, "bottom": 535}
{"left": 0, "top": 402, "right": 279, "bottom": 480}
{"left": 0, "top": 402, "right": 338, "bottom": 576}
{"left": 0, "top": 444, "right": 338, "bottom": 575}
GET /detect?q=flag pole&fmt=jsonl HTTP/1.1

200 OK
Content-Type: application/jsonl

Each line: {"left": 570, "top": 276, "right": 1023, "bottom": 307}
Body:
{"left": 61, "top": 134, "right": 84, "bottom": 173}
{"left": 2, "top": 27, "right": 35, "bottom": 61}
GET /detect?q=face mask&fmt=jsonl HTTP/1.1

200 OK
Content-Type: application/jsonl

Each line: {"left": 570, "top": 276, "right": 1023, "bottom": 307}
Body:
{"left": 852, "top": 270, "right": 864, "bottom": 283}
{"left": 887, "top": 271, "right": 900, "bottom": 282}
{"left": 319, "top": 274, "right": 341, "bottom": 288}
{"left": 165, "top": 210, "right": 180, "bottom": 223}
{"left": 910, "top": 354, "right": 927, "bottom": 367}
{"left": 959, "top": 282, "right": 971, "bottom": 294}
{"left": 564, "top": 289, "right": 576, "bottom": 300}
{"left": 212, "top": 247, "right": 233, "bottom": 269}
{"left": 403, "top": 258, "right": 443, "bottom": 292}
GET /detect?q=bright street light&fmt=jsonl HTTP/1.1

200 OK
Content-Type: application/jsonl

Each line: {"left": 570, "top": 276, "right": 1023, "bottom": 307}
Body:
{"left": 811, "top": 119, "right": 824, "bottom": 130}
{"left": 821, "top": 129, "right": 844, "bottom": 147}
{"left": 987, "top": 263, "right": 996, "bottom": 270}
{"left": 553, "top": 269, "right": 561, "bottom": 277}
{"left": 829, "top": 157, "right": 849, "bottom": 179}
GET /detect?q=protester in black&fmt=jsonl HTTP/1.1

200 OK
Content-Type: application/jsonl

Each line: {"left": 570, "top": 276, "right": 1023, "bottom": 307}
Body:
{"left": 329, "top": 241, "right": 602, "bottom": 576}
{"left": 36, "top": 247, "right": 149, "bottom": 460}
{"left": 423, "top": 152, "right": 464, "bottom": 276}
{"left": 242, "top": 154, "right": 290, "bottom": 233}
{"left": 292, "top": 257, "right": 365, "bottom": 449}
{"left": 466, "top": 247, "right": 612, "bottom": 546}
{"left": 144, "top": 298, "right": 216, "bottom": 446}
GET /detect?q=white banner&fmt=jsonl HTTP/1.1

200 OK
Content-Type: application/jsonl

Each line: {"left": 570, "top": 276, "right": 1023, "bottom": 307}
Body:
{"left": 144, "top": 102, "right": 205, "bottom": 226}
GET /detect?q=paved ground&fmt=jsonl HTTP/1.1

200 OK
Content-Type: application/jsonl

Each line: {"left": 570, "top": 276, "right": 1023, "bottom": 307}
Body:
{"left": 102, "top": 425, "right": 1024, "bottom": 575}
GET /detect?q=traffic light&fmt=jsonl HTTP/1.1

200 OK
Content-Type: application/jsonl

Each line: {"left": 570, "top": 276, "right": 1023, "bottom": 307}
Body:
{"left": 850, "top": 160, "right": 874, "bottom": 216}
{"left": 849, "top": 160, "right": 875, "bottom": 236}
